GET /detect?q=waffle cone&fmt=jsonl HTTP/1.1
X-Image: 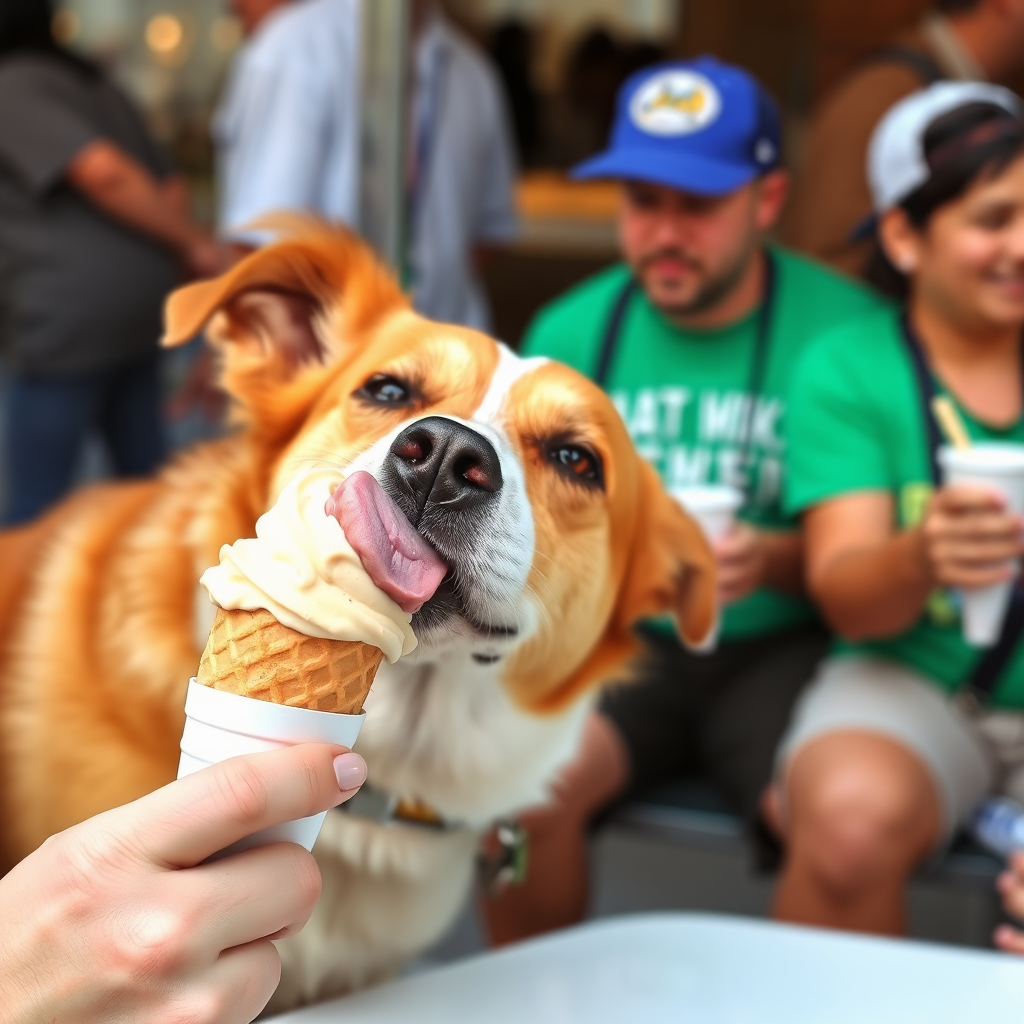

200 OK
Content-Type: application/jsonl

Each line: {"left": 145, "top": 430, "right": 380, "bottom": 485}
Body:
{"left": 197, "top": 607, "right": 383, "bottom": 713}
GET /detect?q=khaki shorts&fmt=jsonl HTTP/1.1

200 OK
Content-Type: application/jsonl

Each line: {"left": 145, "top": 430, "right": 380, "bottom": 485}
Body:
{"left": 775, "top": 655, "right": 1024, "bottom": 846}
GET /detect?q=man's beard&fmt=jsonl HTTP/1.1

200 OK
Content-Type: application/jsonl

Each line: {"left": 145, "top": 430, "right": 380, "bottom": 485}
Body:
{"left": 637, "top": 243, "right": 755, "bottom": 320}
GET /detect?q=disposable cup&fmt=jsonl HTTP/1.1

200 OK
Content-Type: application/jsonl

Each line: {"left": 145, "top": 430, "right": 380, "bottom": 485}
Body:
{"left": 671, "top": 485, "right": 744, "bottom": 542}
{"left": 938, "top": 444, "right": 1024, "bottom": 647}
{"left": 671, "top": 485, "right": 744, "bottom": 652}
{"left": 178, "top": 679, "right": 365, "bottom": 858}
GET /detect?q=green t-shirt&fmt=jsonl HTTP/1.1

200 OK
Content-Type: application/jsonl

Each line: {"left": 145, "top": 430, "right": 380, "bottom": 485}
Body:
{"left": 521, "top": 246, "right": 883, "bottom": 640}
{"left": 785, "top": 305, "right": 1024, "bottom": 707}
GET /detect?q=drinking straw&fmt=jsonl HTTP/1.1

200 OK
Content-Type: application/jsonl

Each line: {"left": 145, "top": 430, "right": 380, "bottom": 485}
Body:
{"left": 931, "top": 396, "right": 972, "bottom": 450}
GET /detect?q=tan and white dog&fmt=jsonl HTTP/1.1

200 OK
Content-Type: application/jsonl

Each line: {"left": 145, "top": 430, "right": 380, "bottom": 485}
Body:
{"left": 0, "top": 223, "right": 715, "bottom": 1011}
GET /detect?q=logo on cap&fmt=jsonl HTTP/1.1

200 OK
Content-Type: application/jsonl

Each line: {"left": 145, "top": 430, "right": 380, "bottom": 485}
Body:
{"left": 630, "top": 70, "right": 721, "bottom": 136}
{"left": 755, "top": 138, "right": 776, "bottom": 165}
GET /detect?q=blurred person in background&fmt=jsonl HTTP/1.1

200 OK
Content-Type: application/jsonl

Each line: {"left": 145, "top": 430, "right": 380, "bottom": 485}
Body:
{"left": 0, "top": 0, "right": 224, "bottom": 527}
{"left": 215, "top": 0, "right": 518, "bottom": 331}
{"left": 772, "top": 84, "right": 1024, "bottom": 942}
{"left": 490, "top": 19, "right": 540, "bottom": 166}
{"left": 549, "top": 28, "right": 668, "bottom": 168}
{"left": 214, "top": 0, "right": 358, "bottom": 251}
{"left": 562, "top": 28, "right": 626, "bottom": 161}
{"left": 785, "top": 0, "right": 1024, "bottom": 278}
{"left": 483, "top": 59, "right": 882, "bottom": 946}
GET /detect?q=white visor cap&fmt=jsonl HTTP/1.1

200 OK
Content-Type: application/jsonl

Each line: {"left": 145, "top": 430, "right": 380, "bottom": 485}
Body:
{"left": 867, "top": 81, "right": 1023, "bottom": 214}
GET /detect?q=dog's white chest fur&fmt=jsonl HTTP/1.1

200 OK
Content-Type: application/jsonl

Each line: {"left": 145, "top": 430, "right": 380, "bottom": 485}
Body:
{"left": 268, "top": 651, "right": 592, "bottom": 1010}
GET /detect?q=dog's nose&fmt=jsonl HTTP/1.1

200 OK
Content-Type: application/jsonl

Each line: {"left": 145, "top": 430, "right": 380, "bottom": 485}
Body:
{"left": 388, "top": 416, "right": 502, "bottom": 513}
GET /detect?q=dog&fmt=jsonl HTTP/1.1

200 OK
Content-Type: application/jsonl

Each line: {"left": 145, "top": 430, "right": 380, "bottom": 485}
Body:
{"left": 0, "top": 222, "right": 715, "bottom": 1011}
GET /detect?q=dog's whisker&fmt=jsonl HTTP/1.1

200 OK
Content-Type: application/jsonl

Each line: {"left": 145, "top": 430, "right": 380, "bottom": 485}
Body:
{"left": 281, "top": 454, "right": 351, "bottom": 470}
{"left": 294, "top": 448, "right": 357, "bottom": 460}
{"left": 526, "top": 564, "right": 551, "bottom": 585}
{"left": 521, "top": 588, "right": 551, "bottom": 633}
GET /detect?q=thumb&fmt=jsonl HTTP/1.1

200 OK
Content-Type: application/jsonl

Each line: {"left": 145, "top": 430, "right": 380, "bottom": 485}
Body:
{"left": 101, "top": 744, "right": 366, "bottom": 869}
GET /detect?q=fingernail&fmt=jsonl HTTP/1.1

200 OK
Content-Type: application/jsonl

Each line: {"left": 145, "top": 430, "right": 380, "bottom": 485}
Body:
{"left": 333, "top": 752, "right": 367, "bottom": 791}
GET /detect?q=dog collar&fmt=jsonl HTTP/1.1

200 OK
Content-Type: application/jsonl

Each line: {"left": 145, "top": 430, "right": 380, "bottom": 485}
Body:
{"left": 337, "top": 782, "right": 454, "bottom": 830}
{"left": 336, "top": 783, "right": 530, "bottom": 893}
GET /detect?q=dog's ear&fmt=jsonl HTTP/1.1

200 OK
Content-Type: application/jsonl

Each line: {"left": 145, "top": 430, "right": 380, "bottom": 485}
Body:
{"left": 612, "top": 460, "right": 718, "bottom": 648}
{"left": 162, "top": 222, "right": 407, "bottom": 434}
{"left": 164, "top": 273, "right": 326, "bottom": 371}
{"left": 525, "top": 460, "right": 717, "bottom": 714}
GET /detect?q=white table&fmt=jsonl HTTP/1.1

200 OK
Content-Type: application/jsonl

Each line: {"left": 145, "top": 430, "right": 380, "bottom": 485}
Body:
{"left": 272, "top": 913, "right": 1024, "bottom": 1024}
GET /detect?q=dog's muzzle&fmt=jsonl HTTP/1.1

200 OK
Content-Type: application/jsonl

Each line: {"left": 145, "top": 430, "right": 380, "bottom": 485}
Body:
{"left": 377, "top": 414, "right": 528, "bottom": 641}
{"left": 383, "top": 416, "right": 502, "bottom": 522}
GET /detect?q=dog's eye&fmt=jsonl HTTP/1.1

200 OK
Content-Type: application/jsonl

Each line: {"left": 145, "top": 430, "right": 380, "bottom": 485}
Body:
{"left": 546, "top": 443, "right": 604, "bottom": 489}
{"left": 358, "top": 374, "right": 412, "bottom": 406}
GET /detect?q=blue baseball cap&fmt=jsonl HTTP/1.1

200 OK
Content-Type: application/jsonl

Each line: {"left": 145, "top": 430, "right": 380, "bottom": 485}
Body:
{"left": 572, "top": 57, "right": 782, "bottom": 196}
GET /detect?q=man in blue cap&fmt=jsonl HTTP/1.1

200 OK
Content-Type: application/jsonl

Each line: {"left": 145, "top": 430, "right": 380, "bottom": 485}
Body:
{"left": 483, "top": 57, "right": 883, "bottom": 943}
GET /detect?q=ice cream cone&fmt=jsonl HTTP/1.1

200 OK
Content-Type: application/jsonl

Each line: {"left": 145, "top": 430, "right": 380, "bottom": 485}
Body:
{"left": 197, "top": 606, "right": 384, "bottom": 714}
{"left": 177, "top": 679, "right": 366, "bottom": 856}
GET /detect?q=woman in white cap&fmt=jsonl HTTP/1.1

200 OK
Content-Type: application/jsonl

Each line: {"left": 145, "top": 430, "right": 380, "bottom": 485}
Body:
{"left": 769, "top": 82, "right": 1024, "bottom": 944}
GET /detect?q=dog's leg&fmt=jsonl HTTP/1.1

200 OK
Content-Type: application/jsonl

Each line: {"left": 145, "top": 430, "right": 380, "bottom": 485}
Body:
{"left": 266, "top": 815, "right": 479, "bottom": 1013}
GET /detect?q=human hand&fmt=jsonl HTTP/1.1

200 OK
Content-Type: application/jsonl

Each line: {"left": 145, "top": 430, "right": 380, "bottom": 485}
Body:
{"left": 0, "top": 743, "right": 367, "bottom": 1024}
{"left": 160, "top": 178, "right": 233, "bottom": 278}
{"left": 714, "top": 522, "right": 767, "bottom": 604}
{"left": 183, "top": 232, "right": 234, "bottom": 280}
{"left": 996, "top": 851, "right": 1024, "bottom": 954}
{"left": 919, "top": 486, "right": 1024, "bottom": 590}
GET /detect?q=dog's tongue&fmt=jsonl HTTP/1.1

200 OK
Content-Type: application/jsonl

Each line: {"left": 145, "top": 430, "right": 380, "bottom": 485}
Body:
{"left": 325, "top": 471, "right": 447, "bottom": 614}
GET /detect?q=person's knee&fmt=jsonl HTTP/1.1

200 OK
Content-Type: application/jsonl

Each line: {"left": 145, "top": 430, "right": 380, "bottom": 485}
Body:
{"left": 782, "top": 733, "right": 939, "bottom": 894}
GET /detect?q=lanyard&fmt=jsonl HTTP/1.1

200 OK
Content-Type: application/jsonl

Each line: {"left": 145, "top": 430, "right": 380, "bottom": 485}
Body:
{"left": 595, "top": 251, "right": 778, "bottom": 501}
{"left": 900, "top": 313, "right": 1024, "bottom": 705}
{"left": 403, "top": 39, "right": 449, "bottom": 291}
{"left": 899, "top": 312, "right": 947, "bottom": 487}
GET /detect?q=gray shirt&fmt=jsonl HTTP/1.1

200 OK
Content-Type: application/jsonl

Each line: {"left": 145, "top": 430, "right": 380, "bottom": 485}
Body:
{"left": 0, "top": 54, "right": 180, "bottom": 374}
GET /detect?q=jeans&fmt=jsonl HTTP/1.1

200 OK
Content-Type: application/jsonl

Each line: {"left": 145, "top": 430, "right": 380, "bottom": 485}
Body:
{"left": 1, "top": 355, "right": 166, "bottom": 527}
